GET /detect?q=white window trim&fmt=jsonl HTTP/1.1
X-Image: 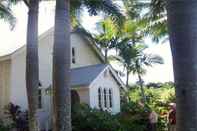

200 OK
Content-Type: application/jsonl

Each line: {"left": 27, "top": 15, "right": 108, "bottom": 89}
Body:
{"left": 72, "top": 47, "right": 76, "bottom": 64}
{"left": 98, "top": 87, "right": 113, "bottom": 112}
{"left": 38, "top": 88, "right": 43, "bottom": 110}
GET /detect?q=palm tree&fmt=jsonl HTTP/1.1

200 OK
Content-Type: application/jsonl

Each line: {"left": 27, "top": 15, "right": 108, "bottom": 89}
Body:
{"left": 24, "top": 0, "right": 40, "bottom": 130}
{"left": 52, "top": 1, "right": 124, "bottom": 131}
{"left": 167, "top": 0, "right": 197, "bottom": 130}
{"left": 111, "top": 44, "right": 163, "bottom": 102}
{"left": 53, "top": 0, "right": 71, "bottom": 130}
{"left": 0, "top": 0, "right": 16, "bottom": 29}
{"left": 109, "top": 19, "right": 146, "bottom": 86}
{"left": 129, "top": 44, "right": 163, "bottom": 102}
{"left": 0, "top": 0, "right": 40, "bottom": 130}
{"left": 110, "top": 41, "right": 138, "bottom": 87}
{"left": 122, "top": 0, "right": 168, "bottom": 43}
{"left": 95, "top": 18, "right": 119, "bottom": 63}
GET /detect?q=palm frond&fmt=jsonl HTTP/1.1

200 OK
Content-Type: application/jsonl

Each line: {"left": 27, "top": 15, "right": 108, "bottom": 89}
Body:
{"left": 142, "top": 0, "right": 168, "bottom": 43}
{"left": 123, "top": 0, "right": 149, "bottom": 19}
{"left": 144, "top": 54, "right": 164, "bottom": 65}
{"left": 108, "top": 55, "right": 124, "bottom": 63}
{"left": 82, "top": 0, "right": 125, "bottom": 26}
{"left": 0, "top": 2, "right": 16, "bottom": 29}
{"left": 149, "top": 0, "right": 166, "bottom": 19}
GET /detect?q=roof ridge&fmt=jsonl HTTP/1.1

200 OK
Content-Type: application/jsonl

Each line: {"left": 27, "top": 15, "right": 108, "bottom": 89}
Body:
{"left": 71, "top": 64, "right": 108, "bottom": 70}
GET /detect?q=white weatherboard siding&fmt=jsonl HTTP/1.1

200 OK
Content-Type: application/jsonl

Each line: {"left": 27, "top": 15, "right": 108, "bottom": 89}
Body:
{"left": 10, "top": 51, "right": 27, "bottom": 109}
{"left": 75, "top": 88, "right": 90, "bottom": 105}
{"left": 89, "top": 68, "right": 121, "bottom": 113}
{"left": 0, "top": 60, "right": 11, "bottom": 115}
{"left": 71, "top": 33, "right": 101, "bottom": 68}
{"left": 1, "top": 28, "right": 122, "bottom": 130}
{"left": 10, "top": 29, "right": 102, "bottom": 109}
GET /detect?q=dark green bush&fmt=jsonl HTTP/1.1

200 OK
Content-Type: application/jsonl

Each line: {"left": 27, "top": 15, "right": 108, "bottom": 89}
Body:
{"left": 72, "top": 103, "right": 149, "bottom": 131}
{"left": 128, "top": 84, "right": 175, "bottom": 131}
{"left": 0, "top": 119, "right": 12, "bottom": 131}
{"left": 72, "top": 104, "right": 122, "bottom": 131}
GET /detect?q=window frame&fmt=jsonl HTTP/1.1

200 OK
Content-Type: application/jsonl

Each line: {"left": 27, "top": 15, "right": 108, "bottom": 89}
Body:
{"left": 98, "top": 88, "right": 102, "bottom": 109}
{"left": 72, "top": 47, "right": 76, "bottom": 64}
{"left": 109, "top": 89, "right": 113, "bottom": 108}
{"left": 38, "top": 89, "right": 42, "bottom": 109}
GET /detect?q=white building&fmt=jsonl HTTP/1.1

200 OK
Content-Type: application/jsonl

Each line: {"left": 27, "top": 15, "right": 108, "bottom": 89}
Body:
{"left": 0, "top": 28, "right": 125, "bottom": 130}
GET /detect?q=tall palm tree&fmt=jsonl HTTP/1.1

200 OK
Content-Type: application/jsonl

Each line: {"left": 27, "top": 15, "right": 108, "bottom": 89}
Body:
{"left": 111, "top": 44, "right": 163, "bottom": 102}
{"left": 167, "top": 0, "right": 197, "bottom": 130}
{"left": 130, "top": 44, "right": 163, "bottom": 102}
{"left": 110, "top": 42, "right": 138, "bottom": 86}
{"left": 53, "top": 0, "right": 71, "bottom": 130}
{"left": 95, "top": 18, "right": 118, "bottom": 63}
{"left": 109, "top": 19, "right": 146, "bottom": 86}
{"left": 24, "top": 0, "right": 40, "bottom": 130}
{"left": 52, "top": 1, "right": 124, "bottom": 131}
{"left": 0, "top": 0, "right": 40, "bottom": 130}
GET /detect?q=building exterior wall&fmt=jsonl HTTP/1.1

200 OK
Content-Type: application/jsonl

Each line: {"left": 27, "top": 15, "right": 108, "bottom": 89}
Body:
{"left": 10, "top": 50, "right": 27, "bottom": 109}
{"left": 0, "top": 60, "right": 11, "bottom": 115}
{"left": 74, "top": 88, "right": 90, "bottom": 105}
{"left": 10, "top": 29, "right": 102, "bottom": 110}
{"left": 2, "top": 29, "right": 121, "bottom": 129}
{"left": 70, "top": 33, "right": 101, "bottom": 68}
{"left": 89, "top": 68, "right": 121, "bottom": 113}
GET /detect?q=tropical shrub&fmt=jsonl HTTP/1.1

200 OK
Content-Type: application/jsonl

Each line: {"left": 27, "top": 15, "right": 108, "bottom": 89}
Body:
{"left": 2, "top": 103, "right": 29, "bottom": 131}
{"left": 118, "top": 101, "right": 148, "bottom": 131}
{"left": 72, "top": 103, "right": 149, "bottom": 131}
{"left": 72, "top": 104, "right": 122, "bottom": 131}
{"left": 128, "top": 83, "right": 175, "bottom": 131}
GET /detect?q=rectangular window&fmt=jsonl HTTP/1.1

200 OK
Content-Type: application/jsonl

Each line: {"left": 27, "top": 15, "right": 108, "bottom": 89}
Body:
{"left": 104, "top": 89, "right": 107, "bottom": 108}
{"left": 38, "top": 89, "right": 42, "bottom": 109}
{"left": 98, "top": 88, "right": 102, "bottom": 109}
{"left": 72, "top": 47, "right": 76, "bottom": 64}
{"left": 109, "top": 89, "right": 113, "bottom": 108}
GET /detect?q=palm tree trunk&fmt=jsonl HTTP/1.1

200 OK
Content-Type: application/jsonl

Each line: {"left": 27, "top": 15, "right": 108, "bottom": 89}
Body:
{"left": 53, "top": 0, "right": 71, "bottom": 130}
{"left": 25, "top": 0, "right": 39, "bottom": 130}
{"left": 104, "top": 48, "right": 108, "bottom": 63}
{"left": 126, "top": 70, "right": 129, "bottom": 87}
{"left": 167, "top": 0, "right": 197, "bottom": 130}
{"left": 137, "top": 73, "right": 146, "bottom": 103}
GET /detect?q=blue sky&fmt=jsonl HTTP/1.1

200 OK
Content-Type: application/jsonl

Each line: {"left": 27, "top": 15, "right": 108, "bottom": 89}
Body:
{"left": 0, "top": 1, "right": 174, "bottom": 84}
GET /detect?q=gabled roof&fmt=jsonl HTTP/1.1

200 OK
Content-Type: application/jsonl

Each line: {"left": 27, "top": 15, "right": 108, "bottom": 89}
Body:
{"left": 0, "top": 27, "right": 105, "bottom": 62}
{"left": 71, "top": 64, "right": 107, "bottom": 87}
{"left": 0, "top": 27, "right": 126, "bottom": 90}
{"left": 71, "top": 64, "right": 126, "bottom": 90}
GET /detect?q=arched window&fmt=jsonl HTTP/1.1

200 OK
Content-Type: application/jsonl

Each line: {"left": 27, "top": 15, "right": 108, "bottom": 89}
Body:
{"left": 72, "top": 47, "right": 76, "bottom": 64}
{"left": 104, "top": 89, "right": 107, "bottom": 108}
{"left": 109, "top": 89, "right": 113, "bottom": 108}
{"left": 98, "top": 88, "right": 102, "bottom": 109}
{"left": 38, "top": 89, "right": 42, "bottom": 109}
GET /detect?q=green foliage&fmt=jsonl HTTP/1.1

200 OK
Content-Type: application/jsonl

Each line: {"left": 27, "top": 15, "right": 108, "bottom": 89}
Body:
{"left": 95, "top": 18, "right": 119, "bottom": 49}
{"left": 0, "top": 115, "right": 14, "bottom": 131}
{"left": 0, "top": 1, "right": 16, "bottom": 29}
{"left": 119, "top": 101, "right": 148, "bottom": 131}
{"left": 144, "top": 0, "right": 168, "bottom": 43}
{"left": 70, "top": 0, "right": 125, "bottom": 27}
{"left": 0, "top": 123, "right": 10, "bottom": 131}
{"left": 72, "top": 103, "right": 149, "bottom": 131}
{"left": 72, "top": 104, "right": 122, "bottom": 131}
{"left": 128, "top": 83, "right": 175, "bottom": 131}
